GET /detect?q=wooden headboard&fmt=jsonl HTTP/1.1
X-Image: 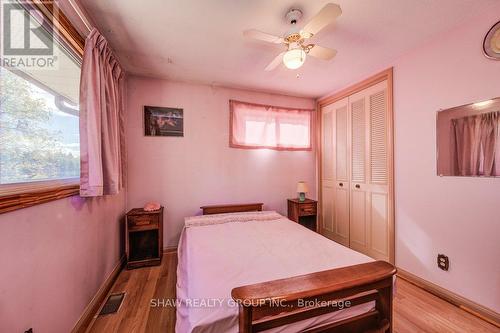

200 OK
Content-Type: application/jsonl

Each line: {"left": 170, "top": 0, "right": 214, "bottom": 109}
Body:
{"left": 200, "top": 203, "right": 263, "bottom": 215}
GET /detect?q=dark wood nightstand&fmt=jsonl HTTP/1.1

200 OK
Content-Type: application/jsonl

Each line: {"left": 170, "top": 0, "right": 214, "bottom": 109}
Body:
{"left": 287, "top": 198, "right": 317, "bottom": 232}
{"left": 125, "top": 207, "right": 163, "bottom": 269}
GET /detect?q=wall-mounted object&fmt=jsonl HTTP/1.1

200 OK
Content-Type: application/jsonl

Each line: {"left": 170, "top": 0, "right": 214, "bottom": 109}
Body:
{"left": 144, "top": 105, "right": 183, "bottom": 137}
{"left": 437, "top": 254, "right": 450, "bottom": 271}
{"left": 436, "top": 97, "right": 500, "bottom": 177}
{"left": 483, "top": 20, "right": 500, "bottom": 60}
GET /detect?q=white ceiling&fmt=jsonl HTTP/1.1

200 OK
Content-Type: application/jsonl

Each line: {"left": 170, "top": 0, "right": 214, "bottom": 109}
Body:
{"left": 80, "top": 0, "right": 498, "bottom": 98}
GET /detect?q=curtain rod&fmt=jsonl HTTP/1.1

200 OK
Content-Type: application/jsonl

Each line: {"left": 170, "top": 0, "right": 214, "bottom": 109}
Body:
{"left": 67, "top": 0, "right": 92, "bottom": 34}
{"left": 451, "top": 110, "right": 500, "bottom": 121}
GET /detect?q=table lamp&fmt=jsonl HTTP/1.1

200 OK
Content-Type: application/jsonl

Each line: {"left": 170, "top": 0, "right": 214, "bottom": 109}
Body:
{"left": 296, "top": 181, "right": 308, "bottom": 202}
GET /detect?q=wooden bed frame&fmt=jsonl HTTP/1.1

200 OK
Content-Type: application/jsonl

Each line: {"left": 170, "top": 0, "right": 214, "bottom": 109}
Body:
{"left": 200, "top": 203, "right": 397, "bottom": 333}
{"left": 200, "top": 202, "right": 264, "bottom": 215}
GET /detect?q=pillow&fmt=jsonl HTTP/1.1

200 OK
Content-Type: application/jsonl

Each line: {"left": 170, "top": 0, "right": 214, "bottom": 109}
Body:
{"left": 184, "top": 211, "right": 283, "bottom": 228}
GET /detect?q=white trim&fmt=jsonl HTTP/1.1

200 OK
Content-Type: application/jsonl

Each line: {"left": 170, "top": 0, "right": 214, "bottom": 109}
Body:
{"left": 68, "top": 0, "right": 93, "bottom": 34}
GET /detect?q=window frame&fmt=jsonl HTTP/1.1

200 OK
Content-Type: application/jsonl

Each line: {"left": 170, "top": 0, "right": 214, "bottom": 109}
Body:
{"left": 0, "top": 0, "right": 85, "bottom": 214}
{"left": 229, "top": 99, "right": 314, "bottom": 151}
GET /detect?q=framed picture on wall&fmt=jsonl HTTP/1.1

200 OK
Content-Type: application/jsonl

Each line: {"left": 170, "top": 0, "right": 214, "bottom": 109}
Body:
{"left": 144, "top": 106, "right": 184, "bottom": 137}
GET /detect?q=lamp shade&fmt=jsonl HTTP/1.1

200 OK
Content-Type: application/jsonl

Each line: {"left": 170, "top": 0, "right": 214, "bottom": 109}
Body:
{"left": 296, "top": 181, "right": 309, "bottom": 193}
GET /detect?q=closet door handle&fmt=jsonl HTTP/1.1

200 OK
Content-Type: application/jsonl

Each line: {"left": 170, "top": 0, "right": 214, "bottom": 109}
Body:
{"left": 339, "top": 182, "right": 343, "bottom": 187}
{"left": 355, "top": 184, "right": 361, "bottom": 189}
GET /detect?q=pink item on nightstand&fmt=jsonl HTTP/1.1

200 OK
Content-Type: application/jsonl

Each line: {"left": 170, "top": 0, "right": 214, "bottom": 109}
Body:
{"left": 143, "top": 202, "right": 161, "bottom": 211}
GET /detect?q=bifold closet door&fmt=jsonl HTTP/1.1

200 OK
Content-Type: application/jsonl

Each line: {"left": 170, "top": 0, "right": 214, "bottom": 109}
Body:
{"left": 321, "top": 98, "right": 349, "bottom": 246}
{"left": 349, "top": 91, "right": 369, "bottom": 255}
{"left": 349, "top": 80, "right": 390, "bottom": 261}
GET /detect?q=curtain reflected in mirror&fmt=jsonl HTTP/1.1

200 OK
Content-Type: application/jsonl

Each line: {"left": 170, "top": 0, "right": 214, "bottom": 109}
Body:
{"left": 437, "top": 98, "right": 500, "bottom": 177}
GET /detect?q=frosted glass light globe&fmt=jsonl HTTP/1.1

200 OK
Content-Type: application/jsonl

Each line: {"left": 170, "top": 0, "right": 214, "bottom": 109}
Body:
{"left": 283, "top": 48, "right": 306, "bottom": 69}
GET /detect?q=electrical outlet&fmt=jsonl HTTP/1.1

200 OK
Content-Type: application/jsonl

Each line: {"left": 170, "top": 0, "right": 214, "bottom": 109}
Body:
{"left": 437, "top": 254, "right": 449, "bottom": 271}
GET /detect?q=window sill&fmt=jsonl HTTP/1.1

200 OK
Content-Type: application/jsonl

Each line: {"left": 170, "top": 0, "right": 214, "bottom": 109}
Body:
{"left": 0, "top": 179, "right": 80, "bottom": 214}
{"left": 229, "top": 143, "right": 312, "bottom": 151}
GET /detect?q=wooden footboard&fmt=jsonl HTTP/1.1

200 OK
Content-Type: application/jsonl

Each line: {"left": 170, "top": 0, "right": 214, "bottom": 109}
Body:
{"left": 231, "top": 261, "right": 396, "bottom": 333}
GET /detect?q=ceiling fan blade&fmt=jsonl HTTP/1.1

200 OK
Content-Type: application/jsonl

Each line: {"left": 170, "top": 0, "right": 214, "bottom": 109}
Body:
{"left": 265, "top": 52, "right": 285, "bottom": 71}
{"left": 243, "top": 29, "right": 283, "bottom": 44}
{"left": 308, "top": 45, "right": 337, "bottom": 60}
{"left": 302, "top": 3, "right": 342, "bottom": 36}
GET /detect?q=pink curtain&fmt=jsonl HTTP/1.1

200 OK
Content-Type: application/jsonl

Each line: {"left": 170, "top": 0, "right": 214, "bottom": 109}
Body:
{"left": 480, "top": 112, "right": 499, "bottom": 176}
{"left": 230, "top": 100, "right": 312, "bottom": 151}
{"left": 452, "top": 111, "right": 499, "bottom": 176}
{"left": 79, "top": 29, "right": 125, "bottom": 196}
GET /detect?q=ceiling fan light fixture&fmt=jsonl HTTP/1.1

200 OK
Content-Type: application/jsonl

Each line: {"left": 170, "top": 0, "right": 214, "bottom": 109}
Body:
{"left": 245, "top": 3, "right": 341, "bottom": 71}
{"left": 283, "top": 48, "right": 306, "bottom": 69}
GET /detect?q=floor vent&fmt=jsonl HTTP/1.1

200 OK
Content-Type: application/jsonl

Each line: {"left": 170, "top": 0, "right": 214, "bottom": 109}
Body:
{"left": 99, "top": 293, "right": 125, "bottom": 315}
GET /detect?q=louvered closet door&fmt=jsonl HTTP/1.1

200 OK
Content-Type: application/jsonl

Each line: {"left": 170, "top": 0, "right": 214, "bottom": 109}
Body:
{"left": 349, "top": 80, "right": 390, "bottom": 261}
{"left": 321, "top": 98, "right": 349, "bottom": 246}
{"left": 349, "top": 93, "right": 369, "bottom": 254}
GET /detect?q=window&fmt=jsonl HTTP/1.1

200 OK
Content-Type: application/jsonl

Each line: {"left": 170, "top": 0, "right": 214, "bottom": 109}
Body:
{"left": 0, "top": 0, "right": 84, "bottom": 212}
{"left": 229, "top": 100, "right": 312, "bottom": 150}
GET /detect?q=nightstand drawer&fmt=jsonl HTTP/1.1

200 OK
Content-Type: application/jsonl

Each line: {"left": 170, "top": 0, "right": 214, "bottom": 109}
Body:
{"left": 288, "top": 199, "right": 317, "bottom": 232}
{"left": 128, "top": 215, "right": 158, "bottom": 229}
{"left": 299, "top": 203, "right": 316, "bottom": 216}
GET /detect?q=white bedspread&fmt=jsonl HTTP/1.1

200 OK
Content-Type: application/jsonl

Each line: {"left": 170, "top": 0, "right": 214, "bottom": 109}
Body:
{"left": 176, "top": 212, "right": 375, "bottom": 333}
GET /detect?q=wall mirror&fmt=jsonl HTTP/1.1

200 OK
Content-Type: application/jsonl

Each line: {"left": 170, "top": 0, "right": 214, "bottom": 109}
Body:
{"left": 437, "top": 97, "right": 500, "bottom": 177}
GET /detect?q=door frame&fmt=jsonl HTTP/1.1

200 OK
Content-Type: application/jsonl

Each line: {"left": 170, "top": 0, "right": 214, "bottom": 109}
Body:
{"left": 316, "top": 67, "right": 395, "bottom": 264}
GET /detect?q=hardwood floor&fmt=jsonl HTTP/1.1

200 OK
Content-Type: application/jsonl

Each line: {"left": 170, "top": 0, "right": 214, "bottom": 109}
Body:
{"left": 393, "top": 278, "right": 499, "bottom": 333}
{"left": 86, "top": 251, "right": 177, "bottom": 333}
{"left": 85, "top": 252, "right": 499, "bottom": 333}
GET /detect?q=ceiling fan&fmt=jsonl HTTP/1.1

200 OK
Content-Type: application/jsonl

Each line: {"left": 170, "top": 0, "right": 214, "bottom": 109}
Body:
{"left": 244, "top": 3, "right": 341, "bottom": 71}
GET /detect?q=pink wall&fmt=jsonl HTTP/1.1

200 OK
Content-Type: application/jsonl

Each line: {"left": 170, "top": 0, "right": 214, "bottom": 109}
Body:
{"left": 0, "top": 193, "right": 125, "bottom": 332}
{"left": 392, "top": 9, "right": 500, "bottom": 311}
{"left": 125, "top": 77, "right": 316, "bottom": 247}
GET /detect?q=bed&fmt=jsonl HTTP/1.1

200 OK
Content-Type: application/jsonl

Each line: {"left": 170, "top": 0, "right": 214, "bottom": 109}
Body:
{"left": 176, "top": 203, "right": 396, "bottom": 333}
